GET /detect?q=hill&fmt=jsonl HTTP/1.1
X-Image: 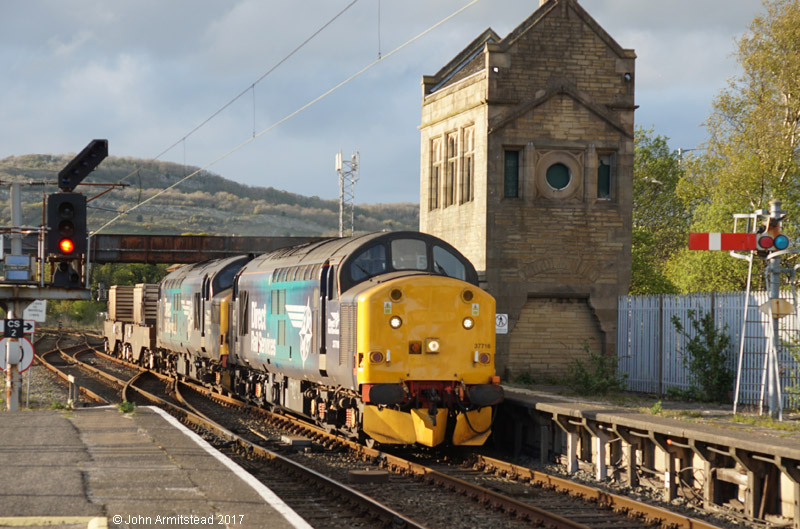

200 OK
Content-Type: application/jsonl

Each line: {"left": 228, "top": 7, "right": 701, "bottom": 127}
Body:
{"left": 0, "top": 154, "right": 418, "bottom": 236}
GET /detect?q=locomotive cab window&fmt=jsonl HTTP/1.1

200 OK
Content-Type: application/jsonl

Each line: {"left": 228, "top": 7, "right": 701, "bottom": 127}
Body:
{"left": 213, "top": 261, "right": 243, "bottom": 294}
{"left": 432, "top": 246, "right": 467, "bottom": 280}
{"left": 391, "top": 239, "right": 427, "bottom": 270}
{"left": 350, "top": 244, "right": 387, "bottom": 281}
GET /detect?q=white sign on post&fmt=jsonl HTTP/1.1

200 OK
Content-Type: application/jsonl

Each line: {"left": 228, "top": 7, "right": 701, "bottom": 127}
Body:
{"left": 23, "top": 300, "right": 47, "bottom": 323}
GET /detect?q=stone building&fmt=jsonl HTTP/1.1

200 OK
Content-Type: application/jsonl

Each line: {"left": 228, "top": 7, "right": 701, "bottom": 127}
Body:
{"left": 419, "top": 0, "right": 635, "bottom": 379}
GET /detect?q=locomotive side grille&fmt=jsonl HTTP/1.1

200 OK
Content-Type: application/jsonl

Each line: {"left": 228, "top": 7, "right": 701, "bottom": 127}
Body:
{"left": 340, "top": 302, "right": 357, "bottom": 366}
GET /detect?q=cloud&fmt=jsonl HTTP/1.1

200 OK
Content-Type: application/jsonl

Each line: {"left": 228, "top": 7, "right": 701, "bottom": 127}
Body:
{"left": 0, "top": 0, "right": 768, "bottom": 204}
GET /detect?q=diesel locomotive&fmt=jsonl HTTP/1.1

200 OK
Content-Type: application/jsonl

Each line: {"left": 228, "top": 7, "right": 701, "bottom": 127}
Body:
{"left": 103, "top": 231, "right": 503, "bottom": 447}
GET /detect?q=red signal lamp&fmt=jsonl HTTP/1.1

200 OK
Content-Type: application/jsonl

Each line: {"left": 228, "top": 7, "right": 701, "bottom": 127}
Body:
{"left": 757, "top": 234, "right": 774, "bottom": 251}
{"left": 59, "top": 238, "right": 75, "bottom": 254}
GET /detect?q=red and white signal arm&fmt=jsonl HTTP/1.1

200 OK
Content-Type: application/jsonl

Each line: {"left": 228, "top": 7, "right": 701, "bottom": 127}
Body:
{"left": 0, "top": 337, "right": 35, "bottom": 372}
{"left": 689, "top": 233, "right": 757, "bottom": 251}
{"left": 690, "top": 232, "right": 790, "bottom": 252}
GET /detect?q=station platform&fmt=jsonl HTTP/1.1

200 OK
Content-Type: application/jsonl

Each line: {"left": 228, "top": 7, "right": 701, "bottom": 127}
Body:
{"left": 502, "top": 386, "right": 800, "bottom": 455}
{"left": 0, "top": 406, "right": 312, "bottom": 529}
{"left": 499, "top": 386, "right": 800, "bottom": 526}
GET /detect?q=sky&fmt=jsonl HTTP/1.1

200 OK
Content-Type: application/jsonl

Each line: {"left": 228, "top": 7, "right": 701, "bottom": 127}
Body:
{"left": 0, "top": 0, "right": 764, "bottom": 205}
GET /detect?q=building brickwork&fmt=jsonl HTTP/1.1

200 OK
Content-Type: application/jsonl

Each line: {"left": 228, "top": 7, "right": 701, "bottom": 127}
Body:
{"left": 419, "top": 0, "right": 635, "bottom": 379}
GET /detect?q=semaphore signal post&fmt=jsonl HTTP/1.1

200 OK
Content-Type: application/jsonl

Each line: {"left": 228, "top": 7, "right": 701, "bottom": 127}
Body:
{"left": 689, "top": 198, "right": 797, "bottom": 419}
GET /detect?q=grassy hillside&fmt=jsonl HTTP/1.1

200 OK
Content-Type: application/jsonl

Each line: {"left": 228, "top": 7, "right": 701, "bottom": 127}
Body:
{"left": 0, "top": 154, "right": 418, "bottom": 236}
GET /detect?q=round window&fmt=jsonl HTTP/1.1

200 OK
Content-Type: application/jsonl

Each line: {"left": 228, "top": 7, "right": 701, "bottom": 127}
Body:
{"left": 545, "top": 163, "right": 571, "bottom": 190}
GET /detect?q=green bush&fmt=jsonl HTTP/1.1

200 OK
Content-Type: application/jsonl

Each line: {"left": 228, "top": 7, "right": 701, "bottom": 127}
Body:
{"left": 567, "top": 343, "right": 627, "bottom": 396}
{"left": 671, "top": 310, "right": 734, "bottom": 403}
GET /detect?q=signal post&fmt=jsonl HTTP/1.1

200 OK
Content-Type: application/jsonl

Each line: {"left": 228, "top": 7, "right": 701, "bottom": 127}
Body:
{"left": 1, "top": 140, "right": 107, "bottom": 411}
{"left": 689, "top": 198, "right": 795, "bottom": 419}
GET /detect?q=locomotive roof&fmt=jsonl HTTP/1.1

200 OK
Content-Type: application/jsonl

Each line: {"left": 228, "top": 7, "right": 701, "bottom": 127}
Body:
{"left": 242, "top": 231, "right": 479, "bottom": 288}
{"left": 246, "top": 231, "right": 454, "bottom": 267}
{"left": 162, "top": 254, "right": 251, "bottom": 282}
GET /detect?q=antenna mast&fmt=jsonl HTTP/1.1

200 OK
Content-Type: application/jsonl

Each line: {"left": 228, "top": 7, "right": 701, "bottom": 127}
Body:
{"left": 335, "top": 151, "right": 360, "bottom": 237}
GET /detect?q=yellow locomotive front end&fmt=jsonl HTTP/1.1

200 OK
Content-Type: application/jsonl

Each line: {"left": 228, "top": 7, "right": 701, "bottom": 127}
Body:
{"left": 356, "top": 275, "right": 503, "bottom": 447}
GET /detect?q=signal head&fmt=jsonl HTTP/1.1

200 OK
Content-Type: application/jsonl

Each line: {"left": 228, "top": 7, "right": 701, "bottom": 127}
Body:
{"left": 47, "top": 192, "right": 87, "bottom": 259}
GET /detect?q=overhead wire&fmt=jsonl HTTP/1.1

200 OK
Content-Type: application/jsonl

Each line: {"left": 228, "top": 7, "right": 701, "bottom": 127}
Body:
{"left": 93, "top": 0, "right": 484, "bottom": 235}
{"left": 113, "top": 0, "right": 361, "bottom": 187}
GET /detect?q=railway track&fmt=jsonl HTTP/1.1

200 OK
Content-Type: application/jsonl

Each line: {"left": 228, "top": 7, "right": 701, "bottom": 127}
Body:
{"left": 36, "top": 332, "right": 133, "bottom": 404}
{"left": 38, "top": 330, "right": 726, "bottom": 529}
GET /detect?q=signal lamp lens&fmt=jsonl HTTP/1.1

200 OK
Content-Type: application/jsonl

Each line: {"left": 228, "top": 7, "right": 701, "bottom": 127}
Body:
{"left": 369, "top": 351, "right": 384, "bottom": 363}
{"left": 478, "top": 353, "right": 491, "bottom": 364}
{"left": 425, "top": 338, "right": 440, "bottom": 353}
{"left": 57, "top": 202, "right": 75, "bottom": 218}
{"left": 389, "top": 316, "right": 403, "bottom": 329}
{"left": 462, "top": 317, "right": 475, "bottom": 330}
{"left": 758, "top": 235, "right": 774, "bottom": 249}
{"left": 59, "top": 238, "right": 75, "bottom": 253}
{"left": 409, "top": 341, "right": 422, "bottom": 354}
{"left": 58, "top": 219, "right": 75, "bottom": 236}
{"left": 774, "top": 234, "right": 790, "bottom": 250}
{"left": 390, "top": 289, "right": 403, "bottom": 301}
{"left": 461, "top": 289, "right": 474, "bottom": 302}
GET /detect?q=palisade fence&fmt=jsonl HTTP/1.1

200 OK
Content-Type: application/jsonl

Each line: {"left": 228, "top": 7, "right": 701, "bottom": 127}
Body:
{"left": 617, "top": 292, "right": 800, "bottom": 409}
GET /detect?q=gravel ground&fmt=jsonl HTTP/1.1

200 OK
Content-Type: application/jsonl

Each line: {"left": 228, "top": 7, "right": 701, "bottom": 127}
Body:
{"left": 0, "top": 363, "right": 72, "bottom": 411}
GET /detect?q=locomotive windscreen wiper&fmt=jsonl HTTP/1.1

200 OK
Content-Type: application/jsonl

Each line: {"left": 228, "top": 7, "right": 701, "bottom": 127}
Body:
{"left": 355, "top": 263, "right": 371, "bottom": 278}
{"left": 434, "top": 261, "right": 449, "bottom": 277}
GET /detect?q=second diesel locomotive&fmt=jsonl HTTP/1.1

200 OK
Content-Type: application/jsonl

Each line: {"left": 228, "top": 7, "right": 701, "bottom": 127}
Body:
{"left": 104, "top": 231, "right": 503, "bottom": 447}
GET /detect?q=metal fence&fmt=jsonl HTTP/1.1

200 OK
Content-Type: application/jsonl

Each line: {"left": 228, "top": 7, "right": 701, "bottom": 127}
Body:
{"left": 617, "top": 292, "right": 800, "bottom": 409}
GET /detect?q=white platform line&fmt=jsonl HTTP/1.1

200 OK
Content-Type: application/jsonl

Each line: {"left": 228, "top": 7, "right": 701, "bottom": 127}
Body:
{"left": 148, "top": 406, "right": 313, "bottom": 529}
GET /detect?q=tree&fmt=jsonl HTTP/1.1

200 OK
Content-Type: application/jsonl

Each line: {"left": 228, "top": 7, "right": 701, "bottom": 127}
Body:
{"left": 669, "top": 0, "right": 800, "bottom": 292}
{"left": 629, "top": 127, "right": 687, "bottom": 294}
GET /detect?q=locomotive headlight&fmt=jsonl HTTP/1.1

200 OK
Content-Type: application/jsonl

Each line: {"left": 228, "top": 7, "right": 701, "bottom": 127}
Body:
{"left": 425, "top": 338, "right": 440, "bottom": 353}
{"left": 462, "top": 317, "right": 475, "bottom": 330}
{"left": 389, "top": 316, "right": 403, "bottom": 329}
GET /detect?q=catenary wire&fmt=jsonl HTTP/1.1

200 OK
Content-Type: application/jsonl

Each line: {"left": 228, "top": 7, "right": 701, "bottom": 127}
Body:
{"left": 113, "top": 0, "right": 361, "bottom": 187}
{"left": 93, "top": 0, "right": 484, "bottom": 236}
